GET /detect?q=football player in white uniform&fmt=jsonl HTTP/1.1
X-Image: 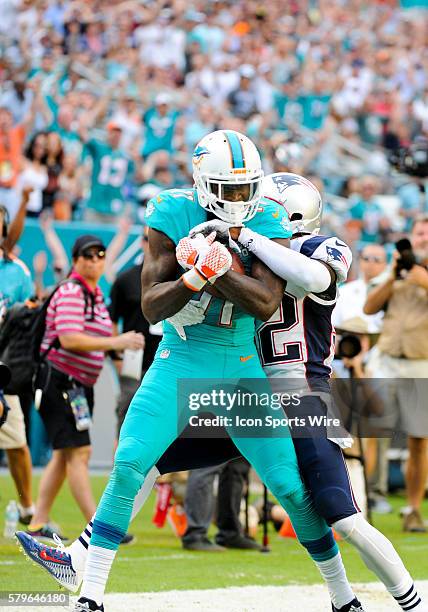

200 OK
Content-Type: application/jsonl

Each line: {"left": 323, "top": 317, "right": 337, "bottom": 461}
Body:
{"left": 218, "top": 173, "right": 422, "bottom": 612}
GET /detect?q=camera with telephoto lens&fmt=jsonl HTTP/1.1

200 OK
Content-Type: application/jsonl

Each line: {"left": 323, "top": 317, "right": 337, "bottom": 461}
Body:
{"left": 395, "top": 238, "right": 416, "bottom": 279}
{"left": 389, "top": 140, "right": 428, "bottom": 178}
{"left": 337, "top": 334, "right": 362, "bottom": 360}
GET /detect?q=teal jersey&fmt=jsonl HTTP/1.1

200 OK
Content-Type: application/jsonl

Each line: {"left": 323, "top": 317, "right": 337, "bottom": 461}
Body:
{"left": 144, "top": 188, "right": 292, "bottom": 347}
{"left": 0, "top": 256, "right": 33, "bottom": 310}
{"left": 274, "top": 93, "right": 304, "bottom": 129}
{"left": 349, "top": 198, "right": 384, "bottom": 243}
{"left": 300, "top": 94, "right": 331, "bottom": 131}
{"left": 84, "top": 139, "right": 135, "bottom": 214}
{"left": 45, "top": 95, "right": 83, "bottom": 157}
{"left": 142, "top": 108, "right": 179, "bottom": 157}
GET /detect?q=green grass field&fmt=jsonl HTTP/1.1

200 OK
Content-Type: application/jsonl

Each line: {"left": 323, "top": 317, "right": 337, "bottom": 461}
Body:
{"left": 1, "top": 474, "right": 427, "bottom": 594}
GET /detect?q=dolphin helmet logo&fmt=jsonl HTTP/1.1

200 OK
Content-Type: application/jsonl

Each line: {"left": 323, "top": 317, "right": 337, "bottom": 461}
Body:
{"left": 192, "top": 146, "right": 211, "bottom": 167}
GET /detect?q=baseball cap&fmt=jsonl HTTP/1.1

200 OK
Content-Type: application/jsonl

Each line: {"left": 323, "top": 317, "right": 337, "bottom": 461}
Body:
{"left": 239, "top": 64, "right": 256, "bottom": 79}
{"left": 106, "top": 121, "right": 122, "bottom": 131}
{"left": 72, "top": 234, "right": 106, "bottom": 258}
{"left": 155, "top": 93, "right": 172, "bottom": 106}
{"left": 184, "top": 10, "right": 205, "bottom": 22}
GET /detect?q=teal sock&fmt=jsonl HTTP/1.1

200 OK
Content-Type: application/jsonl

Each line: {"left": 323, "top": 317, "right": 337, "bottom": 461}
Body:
{"left": 91, "top": 461, "right": 144, "bottom": 550}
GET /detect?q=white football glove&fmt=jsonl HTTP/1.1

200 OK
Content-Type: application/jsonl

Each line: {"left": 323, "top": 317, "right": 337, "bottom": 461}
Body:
{"left": 166, "top": 300, "right": 207, "bottom": 340}
{"left": 189, "top": 220, "right": 242, "bottom": 254}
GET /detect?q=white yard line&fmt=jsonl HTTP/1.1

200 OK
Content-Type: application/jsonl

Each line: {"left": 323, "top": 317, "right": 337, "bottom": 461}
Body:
{"left": 5, "top": 582, "right": 423, "bottom": 612}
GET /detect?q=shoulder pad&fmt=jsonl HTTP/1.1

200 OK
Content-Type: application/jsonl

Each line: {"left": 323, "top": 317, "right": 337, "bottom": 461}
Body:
{"left": 300, "top": 235, "right": 352, "bottom": 283}
{"left": 144, "top": 189, "right": 196, "bottom": 245}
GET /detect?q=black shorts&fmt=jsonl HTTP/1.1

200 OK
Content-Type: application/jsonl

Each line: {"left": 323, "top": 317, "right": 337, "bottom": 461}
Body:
{"left": 38, "top": 367, "right": 94, "bottom": 450}
{"left": 156, "top": 397, "right": 360, "bottom": 525}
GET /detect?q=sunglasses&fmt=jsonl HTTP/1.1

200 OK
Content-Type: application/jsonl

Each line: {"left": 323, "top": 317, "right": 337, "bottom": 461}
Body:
{"left": 81, "top": 249, "right": 106, "bottom": 260}
{"left": 360, "top": 255, "right": 385, "bottom": 263}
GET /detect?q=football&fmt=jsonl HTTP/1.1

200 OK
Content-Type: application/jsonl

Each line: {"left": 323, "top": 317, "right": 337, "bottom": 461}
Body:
{"left": 230, "top": 249, "right": 246, "bottom": 275}
{"left": 204, "top": 248, "right": 246, "bottom": 298}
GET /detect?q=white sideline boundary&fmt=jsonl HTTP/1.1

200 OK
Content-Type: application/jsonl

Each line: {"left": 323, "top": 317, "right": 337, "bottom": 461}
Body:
{"left": 10, "top": 581, "right": 422, "bottom": 612}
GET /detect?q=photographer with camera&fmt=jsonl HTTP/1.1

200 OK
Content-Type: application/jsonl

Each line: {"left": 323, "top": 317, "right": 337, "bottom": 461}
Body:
{"left": 364, "top": 215, "right": 428, "bottom": 532}
{"left": 334, "top": 318, "right": 391, "bottom": 516}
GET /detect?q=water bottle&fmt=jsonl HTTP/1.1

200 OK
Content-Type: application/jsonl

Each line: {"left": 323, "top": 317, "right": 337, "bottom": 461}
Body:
{"left": 3, "top": 500, "right": 19, "bottom": 538}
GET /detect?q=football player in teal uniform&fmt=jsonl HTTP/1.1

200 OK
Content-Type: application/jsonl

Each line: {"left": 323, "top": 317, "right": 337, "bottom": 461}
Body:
{"left": 17, "top": 131, "right": 361, "bottom": 612}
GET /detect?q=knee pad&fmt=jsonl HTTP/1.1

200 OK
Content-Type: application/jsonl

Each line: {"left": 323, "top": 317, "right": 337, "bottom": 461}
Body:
{"left": 262, "top": 464, "right": 301, "bottom": 499}
{"left": 111, "top": 462, "right": 144, "bottom": 497}
{"left": 332, "top": 513, "right": 357, "bottom": 539}
{"left": 313, "top": 486, "right": 357, "bottom": 525}
{"left": 113, "top": 437, "right": 149, "bottom": 495}
{"left": 115, "top": 436, "right": 153, "bottom": 474}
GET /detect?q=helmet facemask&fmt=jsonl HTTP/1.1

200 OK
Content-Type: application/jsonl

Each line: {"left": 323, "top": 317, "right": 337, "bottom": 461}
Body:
{"left": 288, "top": 211, "right": 321, "bottom": 236}
{"left": 195, "top": 173, "right": 263, "bottom": 225}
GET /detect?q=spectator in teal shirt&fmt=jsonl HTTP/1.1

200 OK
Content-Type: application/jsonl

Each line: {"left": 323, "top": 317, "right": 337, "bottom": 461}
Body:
{"left": 80, "top": 122, "right": 135, "bottom": 222}
{"left": 398, "top": 179, "right": 428, "bottom": 232}
{"left": 274, "top": 75, "right": 304, "bottom": 130}
{"left": 349, "top": 176, "right": 392, "bottom": 243}
{"left": 300, "top": 76, "right": 332, "bottom": 131}
{"left": 42, "top": 97, "right": 82, "bottom": 158}
{"left": 0, "top": 252, "right": 33, "bottom": 311}
{"left": 142, "top": 94, "right": 179, "bottom": 158}
{"left": 183, "top": 105, "right": 215, "bottom": 152}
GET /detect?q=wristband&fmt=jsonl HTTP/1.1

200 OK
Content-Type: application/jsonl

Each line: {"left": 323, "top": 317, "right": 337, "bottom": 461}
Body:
{"left": 238, "top": 227, "right": 258, "bottom": 252}
{"left": 182, "top": 268, "right": 207, "bottom": 292}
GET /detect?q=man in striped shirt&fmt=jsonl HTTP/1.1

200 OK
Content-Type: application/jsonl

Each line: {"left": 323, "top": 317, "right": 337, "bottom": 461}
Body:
{"left": 27, "top": 234, "right": 144, "bottom": 543}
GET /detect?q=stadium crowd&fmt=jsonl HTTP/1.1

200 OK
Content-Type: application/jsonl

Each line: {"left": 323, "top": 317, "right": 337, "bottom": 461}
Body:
{"left": 0, "top": 0, "right": 427, "bottom": 245}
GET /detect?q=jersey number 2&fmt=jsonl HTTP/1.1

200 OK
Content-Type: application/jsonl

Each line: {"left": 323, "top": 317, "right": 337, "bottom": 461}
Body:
{"left": 257, "top": 292, "right": 303, "bottom": 366}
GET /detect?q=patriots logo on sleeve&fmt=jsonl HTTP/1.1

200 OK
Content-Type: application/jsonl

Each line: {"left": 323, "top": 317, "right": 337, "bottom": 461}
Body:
{"left": 326, "top": 245, "right": 348, "bottom": 267}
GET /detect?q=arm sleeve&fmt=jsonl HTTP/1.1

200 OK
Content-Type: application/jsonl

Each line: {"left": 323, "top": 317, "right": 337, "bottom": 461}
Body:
{"left": 238, "top": 228, "right": 332, "bottom": 293}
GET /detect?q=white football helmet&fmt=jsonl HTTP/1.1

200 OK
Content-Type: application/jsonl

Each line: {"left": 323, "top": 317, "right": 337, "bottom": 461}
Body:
{"left": 192, "top": 130, "right": 264, "bottom": 224}
{"left": 263, "top": 173, "right": 322, "bottom": 235}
